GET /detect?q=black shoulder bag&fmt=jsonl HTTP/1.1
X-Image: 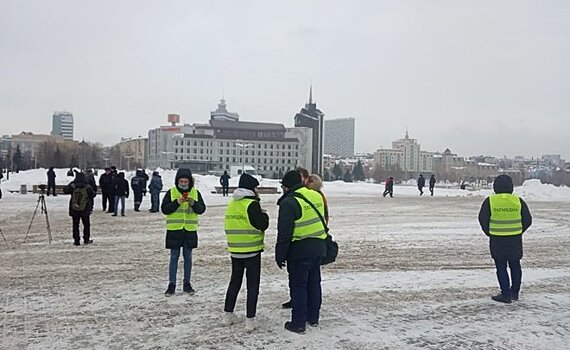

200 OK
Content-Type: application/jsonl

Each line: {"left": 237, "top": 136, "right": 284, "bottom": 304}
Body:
{"left": 293, "top": 193, "right": 338, "bottom": 265}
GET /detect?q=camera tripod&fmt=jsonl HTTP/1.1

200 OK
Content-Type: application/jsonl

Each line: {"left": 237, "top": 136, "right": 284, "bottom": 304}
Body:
{"left": 25, "top": 191, "right": 53, "bottom": 244}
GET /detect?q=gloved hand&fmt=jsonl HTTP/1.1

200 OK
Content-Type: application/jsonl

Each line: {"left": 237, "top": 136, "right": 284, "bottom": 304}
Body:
{"left": 276, "top": 260, "right": 285, "bottom": 269}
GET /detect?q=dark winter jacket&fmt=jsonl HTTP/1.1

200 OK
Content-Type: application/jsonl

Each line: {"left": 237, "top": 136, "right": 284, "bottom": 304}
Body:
{"left": 99, "top": 172, "right": 113, "bottom": 193}
{"left": 478, "top": 175, "right": 532, "bottom": 260}
{"left": 131, "top": 172, "right": 146, "bottom": 194}
{"left": 114, "top": 173, "right": 130, "bottom": 197}
{"left": 63, "top": 173, "right": 96, "bottom": 217}
{"left": 47, "top": 168, "right": 56, "bottom": 184}
{"left": 149, "top": 174, "right": 163, "bottom": 193}
{"left": 220, "top": 173, "right": 230, "bottom": 187}
{"left": 86, "top": 172, "right": 97, "bottom": 193}
{"left": 275, "top": 184, "right": 327, "bottom": 265}
{"left": 161, "top": 168, "right": 206, "bottom": 249}
{"left": 385, "top": 178, "right": 394, "bottom": 190}
{"left": 429, "top": 175, "right": 436, "bottom": 188}
{"left": 417, "top": 176, "right": 425, "bottom": 188}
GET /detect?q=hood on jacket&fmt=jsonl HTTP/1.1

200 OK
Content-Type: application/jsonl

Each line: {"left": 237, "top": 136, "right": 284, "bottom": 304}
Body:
{"left": 233, "top": 188, "right": 256, "bottom": 200}
{"left": 152, "top": 171, "right": 160, "bottom": 177}
{"left": 118, "top": 172, "right": 125, "bottom": 179}
{"left": 175, "top": 168, "right": 194, "bottom": 191}
{"left": 493, "top": 174, "right": 514, "bottom": 194}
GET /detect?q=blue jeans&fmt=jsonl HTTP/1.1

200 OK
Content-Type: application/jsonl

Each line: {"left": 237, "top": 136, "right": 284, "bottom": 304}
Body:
{"left": 150, "top": 191, "right": 160, "bottom": 212}
{"left": 114, "top": 196, "right": 126, "bottom": 215}
{"left": 287, "top": 257, "right": 322, "bottom": 328}
{"left": 494, "top": 258, "right": 522, "bottom": 298}
{"left": 169, "top": 240, "right": 193, "bottom": 284}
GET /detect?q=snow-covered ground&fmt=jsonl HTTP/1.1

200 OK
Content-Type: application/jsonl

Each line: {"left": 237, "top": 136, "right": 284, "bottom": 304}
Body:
{"left": 1, "top": 170, "right": 570, "bottom": 349}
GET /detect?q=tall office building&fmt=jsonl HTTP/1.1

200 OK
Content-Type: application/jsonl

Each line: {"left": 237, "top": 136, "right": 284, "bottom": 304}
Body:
{"left": 293, "top": 86, "right": 324, "bottom": 175}
{"left": 51, "top": 111, "right": 74, "bottom": 140}
{"left": 324, "top": 117, "right": 355, "bottom": 158}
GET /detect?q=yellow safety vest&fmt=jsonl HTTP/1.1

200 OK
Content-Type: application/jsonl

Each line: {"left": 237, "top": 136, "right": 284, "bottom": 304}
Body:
{"left": 292, "top": 187, "right": 327, "bottom": 242}
{"left": 224, "top": 198, "right": 264, "bottom": 253}
{"left": 165, "top": 187, "right": 199, "bottom": 231}
{"left": 489, "top": 193, "right": 523, "bottom": 236}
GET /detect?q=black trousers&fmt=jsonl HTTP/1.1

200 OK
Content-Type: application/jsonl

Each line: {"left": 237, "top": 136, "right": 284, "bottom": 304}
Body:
{"left": 47, "top": 182, "right": 56, "bottom": 196}
{"left": 102, "top": 191, "right": 111, "bottom": 211}
{"left": 72, "top": 215, "right": 91, "bottom": 243}
{"left": 224, "top": 254, "right": 261, "bottom": 318}
{"left": 288, "top": 257, "right": 322, "bottom": 328}
{"left": 107, "top": 192, "right": 115, "bottom": 212}
{"left": 222, "top": 185, "right": 229, "bottom": 196}
{"left": 383, "top": 189, "right": 393, "bottom": 197}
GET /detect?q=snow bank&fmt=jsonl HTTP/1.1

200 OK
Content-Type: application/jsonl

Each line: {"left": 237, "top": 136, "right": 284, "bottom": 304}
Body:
{"left": 1, "top": 170, "right": 568, "bottom": 202}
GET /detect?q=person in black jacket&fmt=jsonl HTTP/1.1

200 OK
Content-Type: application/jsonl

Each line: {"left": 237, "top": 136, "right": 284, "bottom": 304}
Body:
{"left": 478, "top": 175, "right": 532, "bottom": 303}
{"left": 220, "top": 171, "right": 231, "bottom": 196}
{"left": 47, "top": 167, "right": 57, "bottom": 196}
{"left": 63, "top": 172, "right": 96, "bottom": 245}
{"left": 276, "top": 171, "right": 327, "bottom": 334}
{"left": 99, "top": 168, "right": 112, "bottom": 212}
{"left": 417, "top": 174, "right": 425, "bottom": 195}
{"left": 107, "top": 166, "right": 118, "bottom": 213}
{"left": 429, "top": 174, "right": 436, "bottom": 196}
{"left": 162, "top": 168, "right": 206, "bottom": 296}
{"left": 112, "top": 172, "right": 129, "bottom": 217}
{"left": 223, "top": 174, "right": 269, "bottom": 331}
{"left": 131, "top": 170, "right": 146, "bottom": 212}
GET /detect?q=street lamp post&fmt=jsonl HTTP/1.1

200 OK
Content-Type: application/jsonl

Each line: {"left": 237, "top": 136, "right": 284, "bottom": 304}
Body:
{"left": 235, "top": 139, "right": 254, "bottom": 175}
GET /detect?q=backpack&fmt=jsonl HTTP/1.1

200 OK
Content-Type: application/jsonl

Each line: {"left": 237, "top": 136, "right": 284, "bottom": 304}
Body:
{"left": 71, "top": 187, "right": 89, "bottom": 212}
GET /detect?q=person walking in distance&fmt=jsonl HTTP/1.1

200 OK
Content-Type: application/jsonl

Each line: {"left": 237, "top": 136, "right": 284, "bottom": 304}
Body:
{"left": 478, "top": 175, "right": 532, "bottom": 303}
{"left": 429, "top": 174, "right": 436, "bottom": 196}
{"left": 162, "top": 168, "right": 206, "bottom": 296}
{"left": 383, "top": 177, "right": 394, "bottom": 198}
{"left": 63, "top": 172, "right": 96, "bottom": 246}
{"left": 417, "top": 174, "right": 425, "bottom": 196}
{"left": 220, "top": 170, "right": 231, "bottom": 197}
{"left": 107, "top": 166, "right": 118, "bottom": 213}
{"left": 223, "top": 174, "right": 269, "bottom": 331}
{"left": 148, "top": 171, "right": 163, "bottom": 213}
{"left": 46, "top": 167, "right": 57, "bottom": 196}
{"left": 276, "top": 171, "right": 328, "bottom": 334}
{"left": 112, "top": 172, "right": 129, "bottom": 217}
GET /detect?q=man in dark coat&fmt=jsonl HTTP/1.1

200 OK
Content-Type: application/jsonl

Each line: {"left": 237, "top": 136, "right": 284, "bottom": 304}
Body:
{"left": 417, "top": 174, "right": 425, "bottom": 195}
{"left": 112, "top": 172, "right": 129, "bottom": 217}
{"left": 85, "top": 169, "right": 97, "bottom": 212}
{"left": 276, "top": 170, "right": 327, "bottom": 334}
{"left": 148, "top": 171, "right": 163, "bottom": 213}
{"left": 429, "top": 174, "right": 436, "bottom": 196}
{"left": 63, "top": 172, "right": 96, "bottom": 246}
{"left": 107, "top": 166, "right": 118, "bottom": 213}
{"left": 383, "top": 177, "right": 394, "bottom": 198}
{"left": 47, "top": 167, "right": 57, "bottom": 196}
{"left": 131, "top": 170, "right": 146, "bottom": 212}
{"left": 478, "top": 174, "right": 532, "bottom": 303}
{"left": 161, "top": 168, "right": 206, "bottom": 296}
{"left": 99, "top": 168, "right": 113, "bottom": 212}
{"left": 220, "top": 170, "right": 231, "bottom": 196}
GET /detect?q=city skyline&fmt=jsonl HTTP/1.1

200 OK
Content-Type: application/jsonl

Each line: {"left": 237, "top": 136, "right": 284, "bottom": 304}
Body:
{"left": 1, "top": 1, "right": 569, "bottom": 159}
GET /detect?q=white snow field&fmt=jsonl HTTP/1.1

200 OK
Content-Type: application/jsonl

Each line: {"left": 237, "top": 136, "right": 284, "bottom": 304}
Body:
{"left": 1, "top": 170, "right": 569, "bottom": 349}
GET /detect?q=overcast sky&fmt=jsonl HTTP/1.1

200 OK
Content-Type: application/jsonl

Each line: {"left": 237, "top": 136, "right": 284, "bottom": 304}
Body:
{"left": 1, "top": 0, "right": 569, "bottom": 159}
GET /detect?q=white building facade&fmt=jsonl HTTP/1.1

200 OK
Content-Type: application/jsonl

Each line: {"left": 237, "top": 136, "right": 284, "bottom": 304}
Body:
{"left": 51, "top": 111, "right": 74, "bottom": 140}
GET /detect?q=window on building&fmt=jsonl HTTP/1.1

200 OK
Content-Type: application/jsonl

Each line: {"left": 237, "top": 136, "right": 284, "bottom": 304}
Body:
{"left": 193, "top": 141, "right": 197, "bottom": 146}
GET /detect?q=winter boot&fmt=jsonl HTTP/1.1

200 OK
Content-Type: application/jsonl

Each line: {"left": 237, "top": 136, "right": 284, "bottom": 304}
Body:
{"left": 284, "top": 321, "right": 305, "bottom": 334}
{"left": 491, "top": 294, "right": 512, "bottom": 304}
{"left": 307, "top": 321, "right": 319, "bottom": 328}
{"left": 511, "top": 289, "right": 519, "bottom": 301}
{"left": 183, "top": 282, "right": 195, "bottom": 295}
{"left": 73, "top": 241, "right": 80, "bottom": 246}
{"left": 281, "top": 300, "right": 292, "bottom": 309}
{"left": 165, "top": 283, "right": 176, "bottom": 296}
{"left": 245, "top": 317, "right": 256, "bottom": 331}
{"left": 84, "top": 239, "right": 93, "bottom": 244}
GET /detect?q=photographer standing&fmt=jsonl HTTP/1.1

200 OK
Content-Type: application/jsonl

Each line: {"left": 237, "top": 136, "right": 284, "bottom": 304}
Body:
{"left": 63, "top": 172, "right": 96, "bottom": 246}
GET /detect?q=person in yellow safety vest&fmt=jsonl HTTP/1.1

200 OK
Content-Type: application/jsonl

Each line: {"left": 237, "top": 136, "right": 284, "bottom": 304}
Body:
{"left": 222, "top": 173, "right": 269, "bottom": 331}
{"left": 161, "top": 168, "right": 206, "bottom": 296}
{"left": 478, "top": 174, "right": 532, "bottom": 304}
{"left": 276, "top": 170, "right": 327, "bottom": 334}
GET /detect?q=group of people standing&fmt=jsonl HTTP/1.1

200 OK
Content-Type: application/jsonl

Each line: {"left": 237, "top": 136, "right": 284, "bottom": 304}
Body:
{"left": 161, "top": 166, "right": 329, "bottom": 334}
{"left": 383, "top": 174, "right": 437, "bottom": 197}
